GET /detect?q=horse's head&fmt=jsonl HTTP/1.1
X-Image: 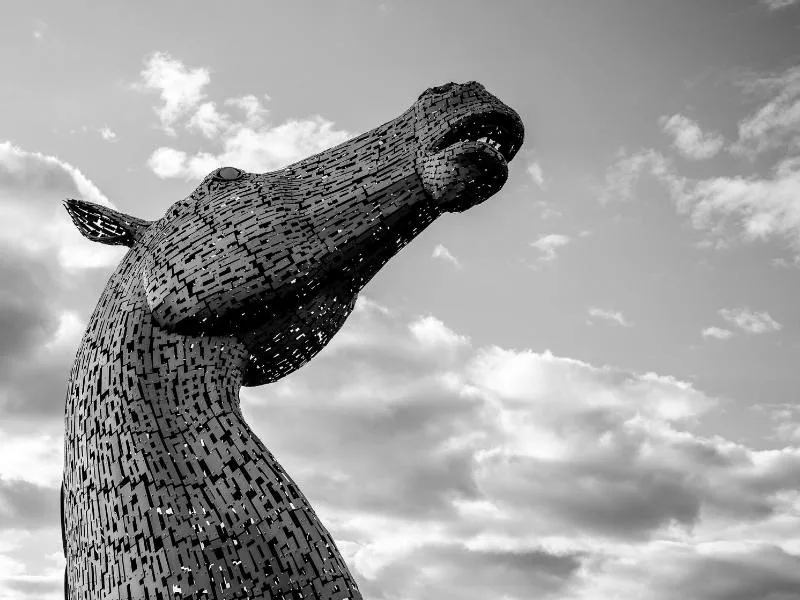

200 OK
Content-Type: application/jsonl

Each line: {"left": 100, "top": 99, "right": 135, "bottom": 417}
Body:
{"left": 65, "top": 81, "right": 524, "bottom": 386}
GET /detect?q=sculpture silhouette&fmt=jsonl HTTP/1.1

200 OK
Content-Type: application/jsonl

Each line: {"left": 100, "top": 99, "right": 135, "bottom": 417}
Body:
{"left": 61, "top": 81, "right": 524, "bottom": 600}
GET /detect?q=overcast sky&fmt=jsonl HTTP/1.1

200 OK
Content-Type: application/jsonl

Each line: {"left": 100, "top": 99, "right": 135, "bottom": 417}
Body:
{"left": 1, "top": 1, "right": 800, "bottom": 599}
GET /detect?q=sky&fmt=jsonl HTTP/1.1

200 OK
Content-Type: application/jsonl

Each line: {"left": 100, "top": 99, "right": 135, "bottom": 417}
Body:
{"left": 1, "top": 0, "right": 800, "bottom": 598}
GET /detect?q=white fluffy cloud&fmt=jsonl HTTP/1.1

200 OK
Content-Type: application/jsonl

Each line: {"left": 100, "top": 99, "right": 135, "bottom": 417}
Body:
{"left": 530, "top": 233, "right": 570, "bottom": 262}
{"left": 186, "top": 101, "right": 230, "bottom": 138}
{"left": 237, "top": 297, "right": 800, "bottom": 600}
{"left": 149, "top": 104, "right": 351, "bottom": 178}
{"left": 719, "top": 308, "right": 782, "bottom": 334}
{"left": 137, "top": 53, "right": 352, "bottom": 178}
{"left": 660, "top": 114, "right": 724, "bottom": 160}
{"left": 211, "top": 115, "right": 352, "bottom": 174}
{"left": 409, "top": 315, "right": 470, "bottom": 350}
{"left": 137, "top": 51, "right": 211, "bottom": 136}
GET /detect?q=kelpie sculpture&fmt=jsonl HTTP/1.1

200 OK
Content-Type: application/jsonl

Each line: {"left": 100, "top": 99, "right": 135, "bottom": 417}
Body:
{"left": 62, "top": 81, "right": 524, "bottom": 599}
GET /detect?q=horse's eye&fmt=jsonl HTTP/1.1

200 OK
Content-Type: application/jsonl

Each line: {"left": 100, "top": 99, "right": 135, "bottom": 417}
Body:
{"left": 214, "top": 167, "right": 243, "bottom": 181}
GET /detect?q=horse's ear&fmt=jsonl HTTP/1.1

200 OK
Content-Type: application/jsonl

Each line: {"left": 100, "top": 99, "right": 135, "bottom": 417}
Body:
{"left": 63, "top": 199, "right": 151, "bottom": 247}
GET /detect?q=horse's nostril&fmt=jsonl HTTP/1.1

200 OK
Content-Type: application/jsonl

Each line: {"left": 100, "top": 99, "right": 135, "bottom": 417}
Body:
{"left": 215, "top": 167, "right": 243, "bottom": 181}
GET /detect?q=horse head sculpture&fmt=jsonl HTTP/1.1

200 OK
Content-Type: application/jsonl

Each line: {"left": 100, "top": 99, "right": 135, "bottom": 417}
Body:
{"left": 61, "top": 81, "right": 524, "bottom": 600}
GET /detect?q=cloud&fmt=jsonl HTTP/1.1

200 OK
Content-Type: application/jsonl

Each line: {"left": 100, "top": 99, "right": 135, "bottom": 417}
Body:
{"left": 602, "top": 68, "right": 800, "bottom": 253}
{"left": 771, "top": 256, "right": 800, "bottom": 269}
{"left": 761, "top": 0, "right": 800, "bottom": 11}
{"left": 98, "top": 126, "right": 117, "bottom": 142}
{"left": 32, "top": 20, "right": 47, "bottom": 41}
{"left": 660, "top": 114, "right": 724, "bottom": 160}
{"left": 214, "top": 114, "right": 351, "bottom": 173}
{"left": 186, "top": 101, "right": 230, "bottom": 138}
{"left": 600, "top": 67, "right": 800, "bottom": 247}
{"left": 566, "top": 542, "right": 800, "bottom": 600}
{"left": 0, "top": 479, "right": 59, "bottom": 531}
{"left": 588, "top": 307, "right": 633, "bottom": 327}
{"left": 136, "top": 51, "right": 211, "bottom": 135}
{"left": 136, "top": 53, "right": 352, "bottom": 177}
{"left": 432, "top": 244, "right": 462, "bottom": 268}
{"left": 600, "top": 148, "right": 800, "bottom": 253}
{"left": 667, "top": 545, "right": 800, "bottom": 600}
{"left": 701, "top": 326, "right": 734, "bottom": 340}
{"left": 225, "top": 94, "right": 269, "bottom": 126}
{"left": 147, "top": 146, "right": 190, "bottom": 178}
{"left": 758, "top": 403, "right": 800, "bottom": 443}
{"left": 598, "top": 149, "right": 683, "bottom": 205}
{"left": 0, "top": 142, "right": 121, "bottom": 423}
{"left": 409, "top": 316, "right": 470, "bottom": 350}
{"left": 527, "top": 161, "right": 546, "bottom": 189}
{"left": 539, "top": 206, "right": 561, "bottom": 219}
{"left": 148, "top": 112, "right": 352, "bottom": 178}
{"left": 0, "top": 429, "right": 63, "bottom": 488}
{"left": 719, "top": 308, "right": 782, "bottom": 334}
{"left": 236, "top": 298, "right": 800, "bottom": 600}
{"left": 360, "top": 542, "right": 583, "bottom": 600}
{"left": 533, "top": 199, "right": 561, "bottom": 220}
{"left": 0, "top": 141, "right": 126, "bottom": 270}
{"left": 0, "top": 246, "right": 98, "bottom": 422}
{"left": 683, "top": 158, "right": 800, "bottom": 248}
{"left": 732, "top": 65, "right": 800, "bottom": 156}
{"left": 530, "top": 234, "right": 570, "bottom": 262}
{"left": 0, "top": 535, "right": 64, "bottom": 600}
{"left": 0, "top": 253, "right": 61, "bottom": 362}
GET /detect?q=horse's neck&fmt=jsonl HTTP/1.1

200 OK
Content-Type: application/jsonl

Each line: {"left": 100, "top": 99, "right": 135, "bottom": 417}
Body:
{"left": 67, "top": 251, "right": 250, "bottom": 443}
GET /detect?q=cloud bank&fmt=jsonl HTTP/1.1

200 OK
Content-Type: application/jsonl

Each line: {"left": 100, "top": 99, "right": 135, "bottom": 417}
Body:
{"left": 235, "top": 298, "right": 800, "bottom": 600}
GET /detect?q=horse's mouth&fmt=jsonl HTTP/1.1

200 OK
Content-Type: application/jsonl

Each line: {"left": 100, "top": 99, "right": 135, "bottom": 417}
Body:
{"left": 428, "top": 110, "right": 524, "bottom": 165}
{"left": 421, "top": 109, "right": 524, "bottom": 212}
